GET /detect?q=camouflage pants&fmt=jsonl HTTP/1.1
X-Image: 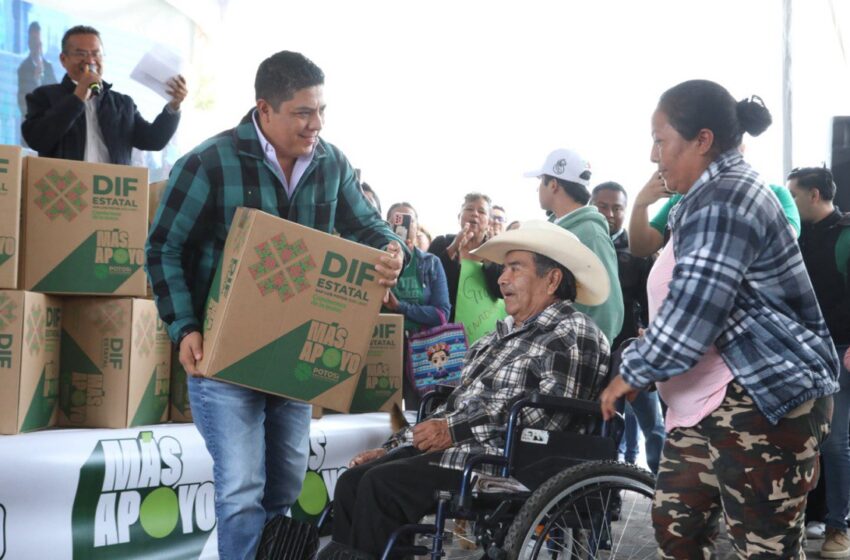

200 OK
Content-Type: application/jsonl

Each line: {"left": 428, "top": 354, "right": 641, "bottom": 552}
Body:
{"left": 653, "top": 382, "right": 833, "bottom": 559}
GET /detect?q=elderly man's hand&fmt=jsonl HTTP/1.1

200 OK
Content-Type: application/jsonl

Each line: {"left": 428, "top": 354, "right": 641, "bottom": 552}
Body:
{"left": 412, "top": 419, "right": 452, "bottom": 452}
{"left": 599, "top": 374, "right": 639, "bottom": 421}
{"left": 348, "top": 447, "right": 387, "bottom": 468}
{"left": 375, "top": 241, "right": 404, "bottom": 288}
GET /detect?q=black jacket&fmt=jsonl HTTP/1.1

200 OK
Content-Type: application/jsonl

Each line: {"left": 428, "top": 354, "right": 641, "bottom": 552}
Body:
{"left": 22, "top": 74, "right": 180, "bottom": 165}
{"left": 798, "top": 209, "right": 850, "bottom": 345}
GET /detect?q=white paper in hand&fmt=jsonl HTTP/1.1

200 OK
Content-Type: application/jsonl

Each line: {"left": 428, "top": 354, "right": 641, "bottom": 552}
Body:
{"left": 130, "top": 44, "right": 185, "bottom": 101}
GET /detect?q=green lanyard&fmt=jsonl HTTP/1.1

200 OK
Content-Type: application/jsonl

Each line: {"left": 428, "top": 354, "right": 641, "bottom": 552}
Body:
{"left": 391, "top": 249, "right": 425, "bottom": 331}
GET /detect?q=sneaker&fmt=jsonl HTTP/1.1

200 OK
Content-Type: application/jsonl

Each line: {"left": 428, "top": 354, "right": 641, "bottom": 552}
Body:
{"left": 808, "top": 521, "right": 827, "bottom": 539}
{"left": 821, "top": 527, "right": 850, "bottom": 559}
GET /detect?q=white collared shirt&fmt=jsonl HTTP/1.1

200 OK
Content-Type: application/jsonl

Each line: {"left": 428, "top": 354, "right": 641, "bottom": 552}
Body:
{"left": 83, "top": 97, "right": 109, "bottom": 163}
{"left": 252, "top": 110, "right": 314, "bottom": 199}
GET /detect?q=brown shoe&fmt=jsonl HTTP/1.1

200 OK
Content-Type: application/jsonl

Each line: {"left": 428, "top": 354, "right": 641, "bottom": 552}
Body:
{"left": 822, "top": 527, "right": 850, "bottom": 559}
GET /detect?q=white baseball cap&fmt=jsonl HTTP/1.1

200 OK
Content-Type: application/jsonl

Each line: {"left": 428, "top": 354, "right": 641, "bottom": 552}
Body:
{"left": 524, "top": 148, "right": 591, "bottom": 187}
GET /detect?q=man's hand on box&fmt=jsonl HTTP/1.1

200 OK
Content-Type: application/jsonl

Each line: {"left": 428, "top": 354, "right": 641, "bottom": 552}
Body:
{"left": 376, "top": 240, "right": 404, "bottom": 289}
{"left": 348, "top": 447, "right": 387, "bottom": 468}
{"left": 179, "top": 331, "right": 204, "bottom": 377}
{"left": 412, "top": 419, "right": 452, "bottom": 453}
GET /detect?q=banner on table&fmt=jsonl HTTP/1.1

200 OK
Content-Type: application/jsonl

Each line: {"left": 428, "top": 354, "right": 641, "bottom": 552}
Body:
{"left": 0, "top": 414, "right": 394, "bottom": 558}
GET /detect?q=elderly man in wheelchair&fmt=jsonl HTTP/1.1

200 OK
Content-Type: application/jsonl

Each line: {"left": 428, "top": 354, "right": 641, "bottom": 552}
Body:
{"left": 317, "top": 221, "right": 656, "bottom": 560}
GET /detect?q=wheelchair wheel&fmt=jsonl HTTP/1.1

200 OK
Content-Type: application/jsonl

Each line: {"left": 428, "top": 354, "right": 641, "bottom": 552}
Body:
{"left": 502, "top": 461, "right": 656, "bottom": 559}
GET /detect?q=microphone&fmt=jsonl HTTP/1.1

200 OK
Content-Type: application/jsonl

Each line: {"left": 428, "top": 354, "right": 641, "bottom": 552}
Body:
{"left": 88, "top": 63, "right": 101, "bottom": 96}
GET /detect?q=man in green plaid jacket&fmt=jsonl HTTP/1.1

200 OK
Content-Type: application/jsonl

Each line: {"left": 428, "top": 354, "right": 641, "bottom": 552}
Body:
{"left": 145, "top": 51, "right": 405, "bottom": 560}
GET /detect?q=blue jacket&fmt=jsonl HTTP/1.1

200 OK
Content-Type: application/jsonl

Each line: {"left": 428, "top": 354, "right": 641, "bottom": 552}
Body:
{"left": 394, "top": 248, "right": 451, "bottom": 327}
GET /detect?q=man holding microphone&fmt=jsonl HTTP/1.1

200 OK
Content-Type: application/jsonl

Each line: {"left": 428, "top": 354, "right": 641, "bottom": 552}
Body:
{"left": 22, "top": 25, "right": 187, "bottom": 165}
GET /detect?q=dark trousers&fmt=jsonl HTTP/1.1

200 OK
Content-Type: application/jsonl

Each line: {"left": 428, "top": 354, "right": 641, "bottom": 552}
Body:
{"left": 331, "top": 446, "right": 463, "bottom": 556}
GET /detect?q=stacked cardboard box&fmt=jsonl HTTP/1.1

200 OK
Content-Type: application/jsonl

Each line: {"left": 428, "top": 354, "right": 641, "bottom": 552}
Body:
{"left": 58, "top": 297, "right": 171, "bottom": 428}
{"left": 0, "top": 291, "right": 62, "bottom": 434}
{"left": 349, "top": 314, "right": 403, "bottom": 413}
{"left": 20, "top": 156, "right": 149, "bottom": 296}
{"left": 0, "top": 146, "right": 23, "bottom": 290}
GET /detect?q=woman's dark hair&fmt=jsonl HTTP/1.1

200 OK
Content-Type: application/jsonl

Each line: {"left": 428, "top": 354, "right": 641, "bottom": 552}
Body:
{"left": 386, "top": 202, "right": 418, "bottom": 221}
{"left": 532, "top": 253, "right": 577, "bottom": 302}
{"left": 658, "top": 79, "right": 772, "bottom": 156}
{"left": 360, "top": 182, "right": 381, "bottom": 214}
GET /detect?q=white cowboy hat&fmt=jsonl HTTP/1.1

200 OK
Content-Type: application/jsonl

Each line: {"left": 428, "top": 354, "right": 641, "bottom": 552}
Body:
{"left": 470, "top": 220, "right": 609, "bottom": 305}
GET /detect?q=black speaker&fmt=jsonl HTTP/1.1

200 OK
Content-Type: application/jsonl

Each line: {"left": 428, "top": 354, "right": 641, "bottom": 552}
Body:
{"left": 832, "top": 116, "right": 850, "bottom": 212}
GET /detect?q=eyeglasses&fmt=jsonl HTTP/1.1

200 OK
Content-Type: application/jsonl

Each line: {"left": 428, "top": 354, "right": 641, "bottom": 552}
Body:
{"left": 65, "top": 49, "right": 104, "bottom": 60}
{"left": 491, "top": 216, "right": 506, "bottom": 223}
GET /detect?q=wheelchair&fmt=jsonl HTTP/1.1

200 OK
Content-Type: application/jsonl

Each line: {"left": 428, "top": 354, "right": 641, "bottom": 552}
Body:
{"left": 319, "top": 385, "right": 657, "bottom": 560}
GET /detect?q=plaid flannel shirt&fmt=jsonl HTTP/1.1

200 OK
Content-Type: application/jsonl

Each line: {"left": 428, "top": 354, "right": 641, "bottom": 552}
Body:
{"left": 620, "top": 149, "right": 839, "bottom": 424}
{"left": 146, "top": 110, "right": 404, "bottom": 342}
{"left": 384, "top": 300, "right": 610, "bottom": 473}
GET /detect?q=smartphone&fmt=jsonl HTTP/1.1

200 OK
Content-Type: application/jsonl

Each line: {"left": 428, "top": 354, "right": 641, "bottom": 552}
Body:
{"left": 392, "top": 213, "right": 413, "bottom": 243}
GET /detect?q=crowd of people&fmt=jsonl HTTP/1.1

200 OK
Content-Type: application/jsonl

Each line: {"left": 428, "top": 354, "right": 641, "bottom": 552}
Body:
{"left": 20, "top": 24, "right": 850, "bottom": 560}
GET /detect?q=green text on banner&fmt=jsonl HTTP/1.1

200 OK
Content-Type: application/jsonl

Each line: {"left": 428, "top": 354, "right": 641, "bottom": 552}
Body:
{"left": 454, "top": 259, "right": 507, "bottom": 344}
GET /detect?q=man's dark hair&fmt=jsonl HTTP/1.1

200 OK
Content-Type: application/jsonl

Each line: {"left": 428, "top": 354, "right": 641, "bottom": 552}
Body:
{"left": 591, "top": 181, "right": 628, "bottom": 202}
{"left": 386, "top": 202, "right": 418, "bottom": 221}
{"left": 492, "top": 204, "right": 506, "bottom": 213}
{"left": 29, "top": 21, "right": 41, "bottom": 34}
{"left": 787, "top": 166, "right": 836, "bottom": 201}
{"left": 543, "top": 174, "right": 592, "bottom": 206}
{"left": 61, "top": 25, "right": 100, "bottom": 53}
{"left": 360, "top": 182, "right": 381, "bottom": 214}
{"left": 255, "top": 51, "right": 324, "bottom": 108}
{"left": 532, "top": 253, "right": 578, "bottom": 302}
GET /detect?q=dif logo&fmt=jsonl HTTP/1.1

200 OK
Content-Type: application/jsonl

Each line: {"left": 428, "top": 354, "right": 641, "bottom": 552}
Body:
{"left": 93, "top": 176, "right": 138, "bottom": 197}
{"left": 373, "top": 322, "right": 397, "bottom": 339}
{"left": 0, "top": 333, "right": 12, "bottom": 369}
{"left": 320, "top": 252, "right": 376, "bottom": 286}
{"left": 0, "top": 156, "right": 8, "bottom": 194}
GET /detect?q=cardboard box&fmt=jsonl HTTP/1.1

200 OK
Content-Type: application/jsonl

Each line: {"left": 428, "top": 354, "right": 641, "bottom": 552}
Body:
{"left": 0, "top": 291, "right": 62, "bottom": 434}
{"left": 20, "top": 156, "right": 149, "bottom": 295}
{"left": 200, "top": 207, "right": 389, "bottom": 412}
{"left": 169, "top": 346, "right": 193, "bottom": 423}
{"left": 349, "top": 314, "right": 403, "bottom": 413}
{"left": 0, "top": 146, "right": 23, "bottom": 289}
{"left": 59, "top": 298, "right": 171, "bottom": 428}
{"left": 146, "top": 180, "right": 169, "bottom": 298}
{"left": 148, "top": 180, "right": 168, "bottom": 225}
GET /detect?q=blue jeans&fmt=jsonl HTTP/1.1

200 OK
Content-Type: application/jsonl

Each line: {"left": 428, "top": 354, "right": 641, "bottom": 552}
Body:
{"left": 617, "top": 390, "right": 665, "bottom": 475}
{"left": 822, "top": 344, "right": 850, "bottom": 530}
{"left": 189, "top": 375, "right": 312, "bottom": 560}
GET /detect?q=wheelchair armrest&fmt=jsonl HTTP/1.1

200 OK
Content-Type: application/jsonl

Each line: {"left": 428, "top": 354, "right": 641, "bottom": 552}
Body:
{"left": 525, "top": 392, "right": 607, "bottom": 417}
{"left": 416, "top": 385, "right": 456, "bottom": 423}
{"left": 457, "top": 453, "right": 510, "bottom": 509}
{"left": 501, "top": 392, "right": 624, "bottom": 477}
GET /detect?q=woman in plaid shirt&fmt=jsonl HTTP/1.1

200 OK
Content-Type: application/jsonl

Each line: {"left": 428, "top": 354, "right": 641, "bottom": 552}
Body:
{"left": 601, "top": 80, "right": 839, "bottom": 559}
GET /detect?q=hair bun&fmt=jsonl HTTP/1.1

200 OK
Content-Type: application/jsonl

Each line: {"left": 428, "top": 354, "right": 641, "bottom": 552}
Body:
{"left": 737, "top": 95, "right": 772, "bottom": 137}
